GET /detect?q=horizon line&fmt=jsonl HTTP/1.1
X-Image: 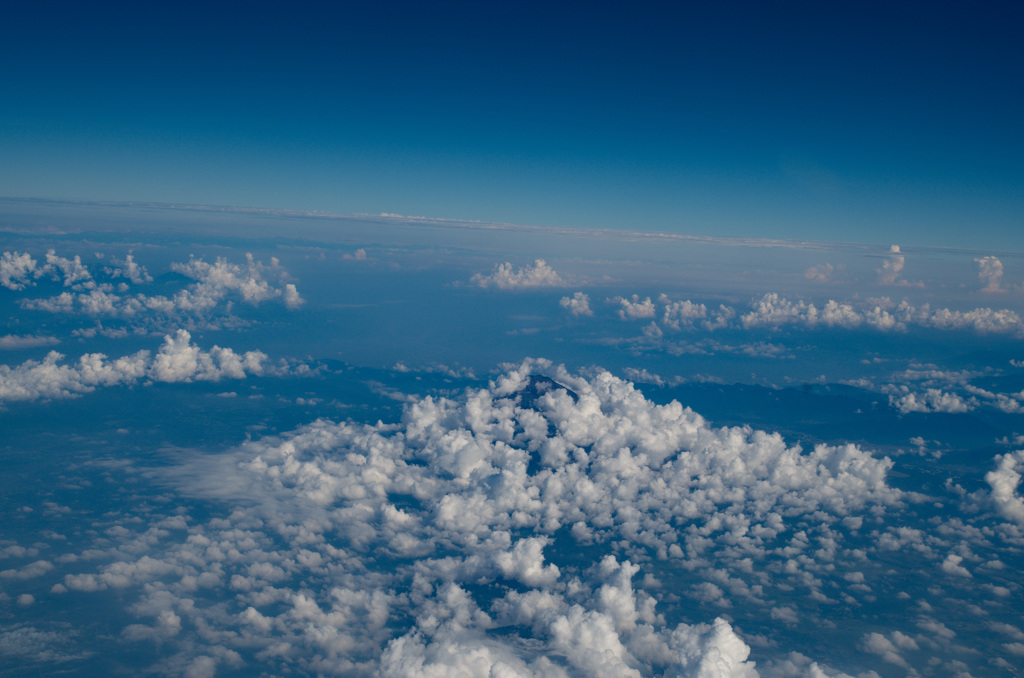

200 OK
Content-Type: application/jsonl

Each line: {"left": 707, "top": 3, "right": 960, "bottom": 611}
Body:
{"left": 1, "top": 195, "right": 1018, "bottom": 259}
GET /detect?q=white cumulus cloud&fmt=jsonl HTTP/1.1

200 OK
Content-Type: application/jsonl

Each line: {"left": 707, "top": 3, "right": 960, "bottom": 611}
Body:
{"left": 878, "top": 245, "right": 905, "bottom": 285}
{"left": 559, "top": 291, "right": 593, "bottom": 317}
{"left": 975, "top": 255, "right": 1005, "bottom": 293}
{"left": 0, "top": 330, "right": 266, "bottom": 402}
{"left": 985, "top": 451, "right": 1024, "bottom": 526}
{"left": 610, "top": 295, "right": 656, "bottom": 320}
{"left": 472, "top": 259, "right": 567, "bottom": 289}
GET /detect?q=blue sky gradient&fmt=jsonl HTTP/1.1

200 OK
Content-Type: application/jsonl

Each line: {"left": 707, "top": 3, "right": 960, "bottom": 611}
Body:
{"left": 2, "top": 1, "right": 1022, "bottom": 247}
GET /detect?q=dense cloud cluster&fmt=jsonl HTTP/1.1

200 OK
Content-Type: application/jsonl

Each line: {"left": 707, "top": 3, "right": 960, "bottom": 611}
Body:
{"left": 0, "top": 330, "right": 266, "bottom": 402}
{"left": 472, "top": 259, "right": 567, "bottom": 289}
{"left": 24, "top": 361, "right": 926, "bottom": 676}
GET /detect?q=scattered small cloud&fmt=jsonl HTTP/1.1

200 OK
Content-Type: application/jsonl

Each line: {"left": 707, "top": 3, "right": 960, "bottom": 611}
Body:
{"left": 975, "top": 255, "right": 1005, "bottom": 293}
{"left": 559, "top": 291, "right": 593, "bottom": 316}
{"left": 878, "top": 244, "right": 905, "bottom": 285}
{"left": 805, "top": 263, "right": 834, "bottom": 283}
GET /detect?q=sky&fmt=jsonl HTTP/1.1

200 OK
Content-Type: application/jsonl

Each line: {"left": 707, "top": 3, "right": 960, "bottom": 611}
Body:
{"left": 2, "top": 1, "right": 1023, "bottom": 248}
{"left": 4, "top": 3, "right": 1024, "bottom": 677}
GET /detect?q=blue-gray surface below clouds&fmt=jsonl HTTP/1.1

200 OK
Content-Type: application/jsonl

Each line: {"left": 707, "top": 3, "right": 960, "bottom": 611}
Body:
{"left": 2, "top": 201, "right": 1024, "bottom": 676}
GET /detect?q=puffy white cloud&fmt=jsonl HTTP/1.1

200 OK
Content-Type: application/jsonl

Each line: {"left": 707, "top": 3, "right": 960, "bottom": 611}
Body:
{"left": 381, "top": 556, "right": 757, "bottom": 678}
{"left": 104, "top": 253, "right": 152, "bottom": 284}
{"left": 860, "top": 632, "right": 908, "bottom": 667}
{"left": 740, "top": 294, "right": 860, "bottom": 329}
{"left": 611, "top": 295, "right": 656, "bottom": 321}
{"left": 0, "top": 350, "right": 148, "bottom": 402}
{"left": 0, "top": 251, "right": 38, "bottom": 290}
{"left": 889, "top": 389, "right": 974, "bottom": 414}
{"left": 472, "top": 259, "right": 567, "bottom": 289}
{"left": 0, "top": 330, "right": 266, "bottom": 402}
{"left": 940, "top": 554, "right": 972, "bottom": 578}
{"left": 878, "top": 245, "right": 904, "bottom": 285}
{"left": 985, "top": 451, "right": 1024, "bottom": 526}
{"left": 149, "top": 330, "right": 266, "bottom": 383}
{"left": 283, "top": 283, "right": 304, "bottom": 309}
{"left": 623, "top": 368, "right": 666, "bottom": 386}
{"left": 172, "top": 254, "right": 279, "bottom": 305}
{"left": 975, "top": 255, "right": 1005, "bottom": 293}
{"left": 659, "top": 296, "right": 706, "bottom": 330}
{"left": 924, "top": 305, "right": 1022, "bottom": 334}
{"left": 379, "top": 626, "right": 568, "bottom": 678}
{"left": 668, "top": 617, "right": 758, "bottom": 678}
{"left": 1, "top": 249, "right": 93, "bottom": 290}
{"left": 741, "top": 294, "right": 811, "bottom": 329}
{"left": 43, "top": 250, "right": 92, "bottom": 287}
{"left": 494, "top": 537, "right": 561, "bottom": 588}
{"left": 559, "top": 292, "right": 593, "bottom": 317}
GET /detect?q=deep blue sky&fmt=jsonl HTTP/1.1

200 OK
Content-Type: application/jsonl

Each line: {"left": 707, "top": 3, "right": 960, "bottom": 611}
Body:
{"left": 2, "top": 1, "right": 1022, "bottom": 248}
